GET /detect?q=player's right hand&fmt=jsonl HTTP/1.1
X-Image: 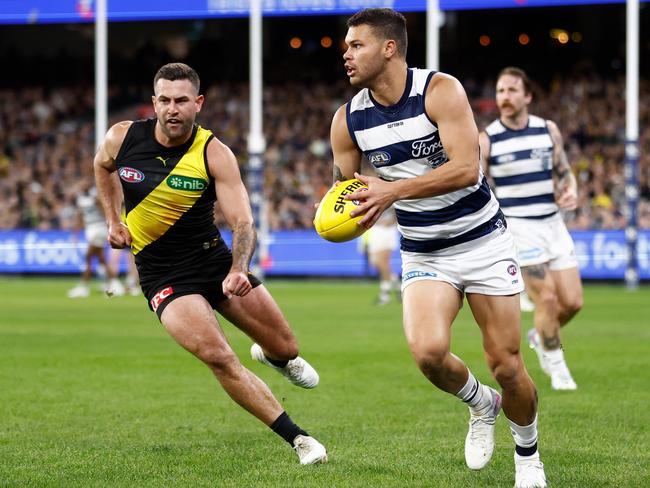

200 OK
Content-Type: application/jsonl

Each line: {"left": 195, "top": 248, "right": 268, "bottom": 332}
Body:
{"left": 108, "top": 221, "right": 132, "bottom": 249}
{"left": 222, "top": 270, "right": 252, "bottom": 299}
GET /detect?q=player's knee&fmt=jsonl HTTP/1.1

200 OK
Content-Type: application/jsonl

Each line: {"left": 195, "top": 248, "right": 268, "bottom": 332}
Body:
{"left": 411, "top": 343, "right": 449, "bottom": 373}
{"left": 537, "top": 290, "right": 560, "bottom": 314}
{"left": 491, "top": 354, "right": 522, "bottom": 391}
{"left": 564, "top": 294, "right": 583, "bottom": 317}
{"left": 199, "top": 346, "right": 240, "bottom": 375}
{"left": 266, "top": 340, "right": 299, "bottom": 361}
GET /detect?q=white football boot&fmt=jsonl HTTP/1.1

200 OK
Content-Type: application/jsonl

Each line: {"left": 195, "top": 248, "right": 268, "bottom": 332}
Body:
{"left": 67, "top": 284, "right": 90, "bottom": 298}
{"left": 375, "top": 294, "right": 391, "bottom": 306}
{"left": 514, "top": 451, "right": 547, "bottom": 488}
{"left": 528, "top": 329, "right": 577, "bottom": 390}
{"left": 527, "top": 329, "right": 550, "bottom": 375}
{"left": 465, "top": 386, "right": 502, "bottom": 470}
{"left": 519, "top": 292, "right": 536, "bottom": 312}
{"left": 250, "top": 343, "right": 319, "bottom": 389}
{"left": 105, "top": 278, "right": 126, "bottom": 297}
{"left": 550, "top": 364, "right": 577, "bottom": 391}
{"left": 293, "top": 435, "right": 328, "bottom": 465}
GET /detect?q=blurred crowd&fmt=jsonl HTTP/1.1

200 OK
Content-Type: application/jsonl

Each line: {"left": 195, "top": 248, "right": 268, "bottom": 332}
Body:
{"left": 1, "top": 75, "right": 649, "bottom": 231}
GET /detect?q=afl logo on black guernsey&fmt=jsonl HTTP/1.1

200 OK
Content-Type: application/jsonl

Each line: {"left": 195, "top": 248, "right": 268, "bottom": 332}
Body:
{"left": 119, "top": 167, "right": 145, "bottom": 183}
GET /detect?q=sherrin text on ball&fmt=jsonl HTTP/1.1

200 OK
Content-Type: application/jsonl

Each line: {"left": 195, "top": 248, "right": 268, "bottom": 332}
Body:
{"left": 313, "top": 178, "right": 368, "bottom": 242}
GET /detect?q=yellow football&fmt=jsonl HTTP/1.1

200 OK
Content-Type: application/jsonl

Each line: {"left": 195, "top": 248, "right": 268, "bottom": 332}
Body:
{"left": 314, "top": 179, "right": 368, "bottom": 242}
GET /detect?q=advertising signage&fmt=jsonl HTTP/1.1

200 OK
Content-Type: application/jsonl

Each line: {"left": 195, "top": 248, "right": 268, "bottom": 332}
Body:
{"left": 1, "top": 229, "right": 649, "bottom": 280}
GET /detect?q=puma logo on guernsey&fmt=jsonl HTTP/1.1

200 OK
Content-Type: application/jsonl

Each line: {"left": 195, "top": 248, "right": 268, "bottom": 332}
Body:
{"left": 156, "top": 156, "right": 170, "bottom": 166}
{"left": 166, "top": 175, "right": 208, "bottom": 191}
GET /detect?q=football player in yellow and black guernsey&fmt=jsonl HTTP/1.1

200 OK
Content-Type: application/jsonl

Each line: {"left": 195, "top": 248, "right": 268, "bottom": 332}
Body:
{"left": 93, "top": 63, "right": 327, "bottom": 464}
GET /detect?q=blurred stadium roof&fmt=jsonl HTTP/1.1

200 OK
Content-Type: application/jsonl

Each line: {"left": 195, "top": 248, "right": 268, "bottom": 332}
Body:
{"left": 1, "top": 1, "right": 647, "bottom": 86}
{"left": 1, "top": 0, "right": 648, "bottom": 23}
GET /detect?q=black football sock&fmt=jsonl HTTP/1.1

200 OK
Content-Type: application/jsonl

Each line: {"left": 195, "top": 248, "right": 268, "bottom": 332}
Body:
{"left": 271, "top": 411, "right": 309, "bottom": 445}
{"left": 266, "top": 356, "right": 289, "bottom": 368}
{"left": 515, "top": 442, "right": 538, "bottom": 457}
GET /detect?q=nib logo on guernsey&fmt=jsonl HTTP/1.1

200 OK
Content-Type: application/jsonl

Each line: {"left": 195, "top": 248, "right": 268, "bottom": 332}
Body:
{"left": 167, "top": 175, "right": 208, "bottom": 191}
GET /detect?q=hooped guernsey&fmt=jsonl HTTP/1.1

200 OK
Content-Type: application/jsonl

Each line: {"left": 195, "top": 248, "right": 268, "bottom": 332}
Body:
{"left": 114, "top": 118, "right": 232, "bottom": 308}
{"left": 484, "top": 114, "right": 558, "bottom": 219}
{"left": 346, "top": 68, "right": 504, "bottom": 254}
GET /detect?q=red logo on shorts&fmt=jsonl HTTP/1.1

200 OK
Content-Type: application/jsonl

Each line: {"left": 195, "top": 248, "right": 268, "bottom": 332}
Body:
{"left": 150, "top": 286, "right": 173, "bottom": 311}
{"left": 507, "top": 264, "right": 518, "bottom": 276}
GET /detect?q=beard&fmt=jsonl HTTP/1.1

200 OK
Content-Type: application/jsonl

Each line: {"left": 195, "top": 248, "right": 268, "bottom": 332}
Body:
{"left": 158, "top": 117, "right": 193, "bottom": 142}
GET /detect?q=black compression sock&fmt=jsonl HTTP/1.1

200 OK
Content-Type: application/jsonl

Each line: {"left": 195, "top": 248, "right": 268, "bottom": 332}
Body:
{"left": 266, "top": 356, "right": 289, "bottom": 368}
{"left": 270, "top": 411, "right": 309, "bottom": 445}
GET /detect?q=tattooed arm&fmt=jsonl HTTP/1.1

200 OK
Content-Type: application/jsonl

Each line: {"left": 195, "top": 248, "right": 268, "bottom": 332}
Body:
{"left": 208, "top": 138, "right": 256, "bottom": 298}
{"left": 548, "top": 120, "right": 578, "bottom": 210}
{"left": 330, "top": 104, "right": 362, "bottom": 183}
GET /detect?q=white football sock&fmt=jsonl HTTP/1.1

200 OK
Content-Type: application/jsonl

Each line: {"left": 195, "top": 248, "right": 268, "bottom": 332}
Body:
{"left": 456, "top": 370, "right": 492, "bottom": 414}
{"left": 543, "top": 348, "right": 567, "bottom": 371}
{"left": 379, "top": 280, "right": 391, "bottom": 300}
{"left": 507, "top": 415, "right": 538, "bottom": 449}
{"left": 390, "top": 274, "right": 400, "bottom": 288}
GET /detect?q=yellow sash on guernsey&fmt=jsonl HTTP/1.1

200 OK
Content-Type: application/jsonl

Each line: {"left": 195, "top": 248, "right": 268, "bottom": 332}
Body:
{"left": 126, "top": 127, "right": 212, "bottom": 254}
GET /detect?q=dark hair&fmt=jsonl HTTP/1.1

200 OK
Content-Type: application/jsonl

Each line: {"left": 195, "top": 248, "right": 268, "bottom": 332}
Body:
{"left": 153, "top": 63, "right": 200, "bottom": 93}
{"left": 498, "top": 66, "right": 532, "bottom": 95}
{"left": 347, "top": 8, "right": 408, "bottom": 58}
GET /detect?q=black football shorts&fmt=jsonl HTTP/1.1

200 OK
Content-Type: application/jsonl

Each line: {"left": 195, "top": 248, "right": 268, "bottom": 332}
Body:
{"left": 137, "top": 242, "right": 262, "bottom": 320}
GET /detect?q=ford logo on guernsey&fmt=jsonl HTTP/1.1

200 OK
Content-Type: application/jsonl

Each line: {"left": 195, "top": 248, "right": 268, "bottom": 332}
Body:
{"left": 118, "top": 167, "right": 145, "bottom": 183}
{"left": 368, "top": 151, "right": 391, "bottom": 167}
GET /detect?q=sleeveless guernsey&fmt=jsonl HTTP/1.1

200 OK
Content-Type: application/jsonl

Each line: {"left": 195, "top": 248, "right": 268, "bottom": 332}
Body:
{"left": 114, "top": 118, "right": 223, "bottom": 275}
{"left": 485, "top": 115, "right": 558, "bottom": 219}
{"left": 346, "top": 68, "right": 504, "bottom": 253}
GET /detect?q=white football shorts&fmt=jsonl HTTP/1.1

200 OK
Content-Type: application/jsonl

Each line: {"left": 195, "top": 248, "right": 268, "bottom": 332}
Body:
{"left": 367, "top": 224, "right": 399, "bottom": 254}
{"left": 85, "top": 223, "right": 108, "bottom": 248}
{"left": 507, "top": 213, "right": 578, "bottom": 270}
{"left": 401, "top": 228, "right": 524, "bottom": 296}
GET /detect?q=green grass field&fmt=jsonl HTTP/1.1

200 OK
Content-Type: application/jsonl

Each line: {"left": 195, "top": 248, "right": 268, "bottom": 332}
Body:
{"left": 1, "top": 277, "right": 648, "bottom": 487}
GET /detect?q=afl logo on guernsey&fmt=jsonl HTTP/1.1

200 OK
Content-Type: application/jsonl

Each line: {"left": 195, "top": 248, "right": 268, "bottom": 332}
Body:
{"left": 119, "top": 167, "right": 145, "bottom": 183}
{"left": 369, "top": 151, "right": 391, "bottom": 167}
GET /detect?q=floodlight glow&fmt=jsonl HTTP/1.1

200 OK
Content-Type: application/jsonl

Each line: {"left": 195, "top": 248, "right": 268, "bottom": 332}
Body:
{"left": 290, "top": 37, "right": 302, "bottom": 49}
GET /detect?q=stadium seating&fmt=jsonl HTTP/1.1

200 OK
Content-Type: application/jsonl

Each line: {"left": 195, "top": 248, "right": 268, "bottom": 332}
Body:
{"left": 0, "top": 77, "right": 648, "bottom": 230}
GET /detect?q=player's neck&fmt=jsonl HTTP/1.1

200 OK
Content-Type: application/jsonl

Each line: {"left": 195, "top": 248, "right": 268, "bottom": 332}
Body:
{"left": 369, "top": 62, "right": 408, "bottom": 107}
{"left": 500, "top": 111, "right": 529, "bottom": 130}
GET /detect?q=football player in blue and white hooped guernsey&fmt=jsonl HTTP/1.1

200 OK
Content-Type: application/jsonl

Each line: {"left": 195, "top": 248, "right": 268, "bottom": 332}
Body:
{"left": 67, "top": 180, "right": 125, "bottom": 298}
{"left": 330, "top": 9, "right": 546, "bottom": 488}
{"left": 480, "top": 66, "right": 583, "bottom": 392}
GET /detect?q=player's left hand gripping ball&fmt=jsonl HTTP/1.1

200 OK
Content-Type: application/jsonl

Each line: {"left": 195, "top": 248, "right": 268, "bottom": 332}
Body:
{"left": 313, "top": 178, "right": 368, "bottom": 242}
